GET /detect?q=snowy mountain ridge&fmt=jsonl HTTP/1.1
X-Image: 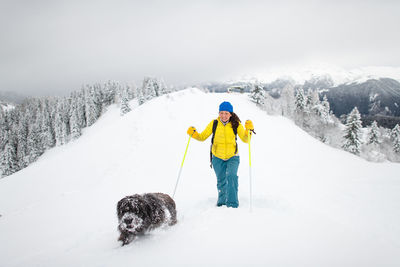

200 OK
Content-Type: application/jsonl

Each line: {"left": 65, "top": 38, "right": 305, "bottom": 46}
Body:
{"left": 1, "top": 88, "right": 400, "bottom": 267}
{"left": 224, "top": 66, "right": 400, "bottom": 87}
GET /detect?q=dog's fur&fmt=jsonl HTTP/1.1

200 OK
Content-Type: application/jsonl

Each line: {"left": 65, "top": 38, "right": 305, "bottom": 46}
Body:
{"left": 117, "top": 193, "right": 177, "bottom": 245}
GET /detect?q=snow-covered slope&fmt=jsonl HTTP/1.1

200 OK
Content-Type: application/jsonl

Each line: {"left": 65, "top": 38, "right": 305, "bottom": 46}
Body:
{"left": 1, "top": 89, "right": 400, "bottom": 267}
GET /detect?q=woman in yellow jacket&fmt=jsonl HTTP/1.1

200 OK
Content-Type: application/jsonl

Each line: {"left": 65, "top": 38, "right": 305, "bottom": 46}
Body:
{"left": 187, "top": 101, "right": 254, "bottom": 208}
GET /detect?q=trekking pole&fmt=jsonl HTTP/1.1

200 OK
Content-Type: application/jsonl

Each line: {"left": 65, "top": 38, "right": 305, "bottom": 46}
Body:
{"left": 172, "top": 134, "right": 192, "bottom": 199}
{"left": 248, "top": 129, "right": 255, "bottom": 212}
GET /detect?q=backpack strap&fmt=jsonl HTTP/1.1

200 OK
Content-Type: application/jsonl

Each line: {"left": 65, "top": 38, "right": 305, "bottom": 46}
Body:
{"left": 233, "top": 125, "right": 238, "bottom": 154}
{"left": 210, "top": 119, "right": 218, "bottom": 168}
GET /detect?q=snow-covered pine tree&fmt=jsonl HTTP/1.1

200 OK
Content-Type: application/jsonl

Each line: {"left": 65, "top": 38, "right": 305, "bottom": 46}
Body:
{"left": 295, "top": 88, "right": 306, "bottom": 113}
{"left": 61, "top": 114, "right": 69, "bottom": 144}
{"left": 0, "top": 108, "right": 7, "bottom": 151}
{"left": 15, "top": 113, "right": 29, "bottom": 169}
{"left": 0, "top": 133, "right": 18, "bottom": 177}
{"left": 342, "top": 107, "right": 363, "bottom": 155}
{"left": 127, "top": 84, "right": 136, "bottom": 100}
{"left": 102, "top": 81, "right": 118, "bottom": 108}
{"left": 85, "top": 86, "right": 98, "bottom": 127}
{"left": 120, "top": 86, "right": 132, "bottom": 116}
{"left": 40, "top": 98, "right": 55, "bottom": 149}
{"left": 142, "top": 77, "right": 157, "bottom": 101}
{"left": 367, "top": 121, "right": 380, "bottom": 146}
{"left": 158, "top": 78, "right": 170, "bottom": 96}
{"left": 69, "top": 100, "right": 82, "bottom": 140}
{"left": 63, "top": 98, "right": 71, "bottom": 140}
{"left": 304, "top": 93, "right": 336, "bottom": 142}
{"left": 305, "top": 90, "right": 319, "bottom": 115}
{"left": 77, "top": 89, "right": 87, "bottom": 129}
{"left": 279, "top": 84, "right": 295, "bottom": 118}
{"left": 249, "top": 82, "right": 265, "bottom": 105}
{"left": 153, "top": 79, "right": 160, "bottom": 97}
{"left": 320, "top": 95, "right": 332, "bottom": 124}
{"left": 294, "top": 87, "right": 311, "bottom": 128}
{"left": 54, "top": 100, "right": 67, "bottom": 146}
{"left": 27, "top": 116, "right": 45, "bottom": 163}
{"left": 0, "top": 110, "right": 12, "bottom": 176}
{"left": 313, "top": 94, "right": 333, "bottom": 123}
{"left": 391, "top": 124, "right": 400, "bottom": 153}
{"left": 137, "top": 86, "right": 145, "bottom": 105}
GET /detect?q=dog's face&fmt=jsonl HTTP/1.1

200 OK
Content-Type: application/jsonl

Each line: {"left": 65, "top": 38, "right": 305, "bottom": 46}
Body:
{"left": 117, "top": 195, "right": 148, "bottom": 233}
{"left": 120, "top": 212, "right": 144, "bottom": 233}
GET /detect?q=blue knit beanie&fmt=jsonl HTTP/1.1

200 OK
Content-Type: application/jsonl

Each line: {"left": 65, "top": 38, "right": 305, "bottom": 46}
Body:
{"left": 219, "top": 101, "right": 233, "bottom": 113}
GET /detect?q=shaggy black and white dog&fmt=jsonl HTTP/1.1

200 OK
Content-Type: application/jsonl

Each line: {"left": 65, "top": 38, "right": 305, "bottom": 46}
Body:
{"left": 117, "top": 193, "right": 177, "bottom": 245}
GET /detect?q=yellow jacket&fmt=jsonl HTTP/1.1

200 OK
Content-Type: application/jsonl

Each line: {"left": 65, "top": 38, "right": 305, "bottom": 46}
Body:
{"left": 193, "top": 117, "right": 249, "bottom": 160}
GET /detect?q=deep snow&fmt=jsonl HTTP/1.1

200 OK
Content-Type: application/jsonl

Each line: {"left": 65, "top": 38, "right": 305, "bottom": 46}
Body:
{"left": 1, "top": 88, "right": 400, "bottom": 267}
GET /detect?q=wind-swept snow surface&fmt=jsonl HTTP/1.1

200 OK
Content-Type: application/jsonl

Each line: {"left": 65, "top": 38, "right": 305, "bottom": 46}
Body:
{"left": 1, "top": 88, "right": 400, "bottom": 267}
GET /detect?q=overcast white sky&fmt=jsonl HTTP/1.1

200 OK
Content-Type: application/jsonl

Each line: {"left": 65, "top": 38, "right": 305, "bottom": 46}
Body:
{"left": 1, "top": 0, "right": 399, "bottom": 96}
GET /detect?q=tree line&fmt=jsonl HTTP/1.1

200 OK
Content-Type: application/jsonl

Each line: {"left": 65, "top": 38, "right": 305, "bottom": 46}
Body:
{"left": 0, "top": 77, "right": 171, "bottom": 177}
{"left": 250, "top": 82, "right": 400, "bottom": 162}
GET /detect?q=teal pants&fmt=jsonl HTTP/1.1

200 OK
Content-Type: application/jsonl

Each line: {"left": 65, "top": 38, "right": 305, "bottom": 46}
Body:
{"left": 212, "top": 155, "right": 240, "bottom": 208}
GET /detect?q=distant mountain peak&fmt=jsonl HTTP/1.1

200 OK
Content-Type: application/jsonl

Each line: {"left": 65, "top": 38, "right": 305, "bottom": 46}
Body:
{"left": 223, "top": 66, "right": 400, "bottom": 87}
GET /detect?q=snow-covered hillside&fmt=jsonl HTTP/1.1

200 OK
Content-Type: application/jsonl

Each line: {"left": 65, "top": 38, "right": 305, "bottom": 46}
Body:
{"left": 1, "top": 89, "right": 400, "bottom": 267}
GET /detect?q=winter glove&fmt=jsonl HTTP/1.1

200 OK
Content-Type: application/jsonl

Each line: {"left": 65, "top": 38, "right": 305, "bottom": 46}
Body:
{"left": 245, "top": 120, "right": 254, "bottom": 131}
{"left": 187, "top": 126, "right": 199, "bottom": 138}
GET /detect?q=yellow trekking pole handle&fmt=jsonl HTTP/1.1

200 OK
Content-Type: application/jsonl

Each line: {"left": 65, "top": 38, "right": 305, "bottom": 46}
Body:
{"left": 172, "top": 134, "right": 192, "bottom": 198}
